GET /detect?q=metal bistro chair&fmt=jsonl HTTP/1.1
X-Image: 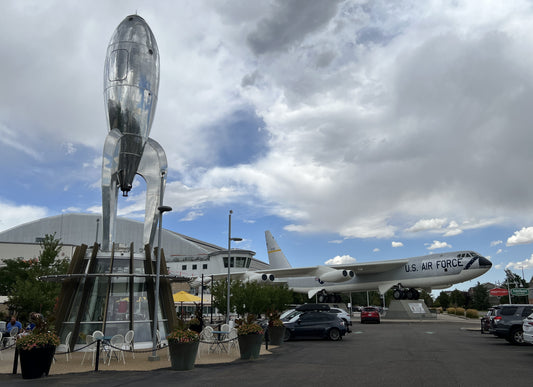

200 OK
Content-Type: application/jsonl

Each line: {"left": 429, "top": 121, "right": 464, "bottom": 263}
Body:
{"left": 5, "top": 326, "right": 19, "bottom": 347}
{"left": 200, "top": 326, "right": 216, "bottom": 355}
{"left": 92, "top": 330, "right": 108, "bottom": 359}
{"left": 123, "top": 330, "right": 135, "bottom": 359}
{"left": 55, "top": 331, "right": 72, "bottom": 363}
{"left": 107, "top": 334, "right": 125, "bottom": 365}
{"left": 228, "top": 327, "right": 239, "bottom": 353}
{"left": 81, "top": 334, "right": 97, "bottom": 366}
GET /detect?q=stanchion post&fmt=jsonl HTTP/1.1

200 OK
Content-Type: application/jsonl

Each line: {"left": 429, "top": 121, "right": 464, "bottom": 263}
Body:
{"left": 95, "top": 339, "right": 100, "bottom": 372}
{"left": 12, "top": 347, "right": 18, "bottom": 374}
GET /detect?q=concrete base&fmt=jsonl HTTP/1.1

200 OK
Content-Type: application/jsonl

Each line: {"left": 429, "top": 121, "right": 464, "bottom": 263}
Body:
{"left": 148, "top": 355, "right": 161, "bottom": 361}
{"left": 383, "top": 300, "right": 436, "bottom": 320}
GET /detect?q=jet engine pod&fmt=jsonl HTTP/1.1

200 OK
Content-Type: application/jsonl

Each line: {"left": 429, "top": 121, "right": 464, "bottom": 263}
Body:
{"left": 244, "top": 272, "right": 275, "bottom": 283}
{"left": 318, "top": 269, "right": 355, "bottom": 283}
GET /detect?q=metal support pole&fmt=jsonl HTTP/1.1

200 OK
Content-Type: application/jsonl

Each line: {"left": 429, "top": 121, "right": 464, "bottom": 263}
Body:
{"left": 149, "top": 172, "right": 171, "bottom": 361}
{"left": 227, "top": 210, "right": 232, "bottom": 325}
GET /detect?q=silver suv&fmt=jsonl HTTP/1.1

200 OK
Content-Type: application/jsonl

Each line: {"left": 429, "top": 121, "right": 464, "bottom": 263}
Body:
{"left": 490, "top": 304, "right": 533, "bottom": 345}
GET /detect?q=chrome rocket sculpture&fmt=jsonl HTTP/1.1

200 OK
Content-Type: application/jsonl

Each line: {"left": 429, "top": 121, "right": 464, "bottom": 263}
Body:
{"left": 101, "top": 15, "right": 167, "bottom": 251}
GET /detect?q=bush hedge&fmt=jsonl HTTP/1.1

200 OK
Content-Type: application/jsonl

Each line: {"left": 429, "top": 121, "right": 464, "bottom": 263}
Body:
{"left": 465, "top": 309, "right": 479, "bottom": 318}
{"left": 455, "top": 307, "right": 465, "bottom": 316}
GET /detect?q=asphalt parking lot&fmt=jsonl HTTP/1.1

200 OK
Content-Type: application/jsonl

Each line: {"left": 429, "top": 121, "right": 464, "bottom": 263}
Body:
{"left": 2, "top": 318, "right": 533, "bottom": 386}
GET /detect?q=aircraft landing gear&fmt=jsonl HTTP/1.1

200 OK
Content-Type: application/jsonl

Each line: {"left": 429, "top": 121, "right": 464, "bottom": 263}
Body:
{"left": 317, "top": 291, "right": 342, "bottom": 303}
{"left": 392, "top": 287, "right": 420, "bottom": 300}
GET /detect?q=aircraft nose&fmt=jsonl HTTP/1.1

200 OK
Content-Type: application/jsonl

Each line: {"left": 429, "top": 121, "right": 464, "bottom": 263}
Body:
{"left": 478, "top": 256, "right": 492, "bottom": 269}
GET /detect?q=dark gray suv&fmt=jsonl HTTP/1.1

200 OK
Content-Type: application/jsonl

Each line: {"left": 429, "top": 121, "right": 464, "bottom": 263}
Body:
{"left": 490, "top": 304, "right": 533, "bottom": 345}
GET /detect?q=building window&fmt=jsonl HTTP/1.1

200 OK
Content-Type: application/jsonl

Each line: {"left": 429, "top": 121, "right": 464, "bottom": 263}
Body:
{"left": 192, "top": 264, "right": 197, "bottom": 270}
{"left": 182, "top": 265, "right": 187, "bottom": 270}
{"left": 203, "top": 264, "right": 208, "bottom": 270}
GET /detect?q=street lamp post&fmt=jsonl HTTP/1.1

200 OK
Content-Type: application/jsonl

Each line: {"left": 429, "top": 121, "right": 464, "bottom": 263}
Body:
{"left": 149, "top": 173, "right": 172, "bottom": 361}
{"left": 226, "top": 210, "right": 242, "bottom": 325}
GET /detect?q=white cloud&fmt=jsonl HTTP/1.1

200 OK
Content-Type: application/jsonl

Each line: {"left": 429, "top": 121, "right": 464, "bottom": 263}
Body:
{"left": 496, "top": 249, "right": 502, "bottom": 254}
{"left": 507, "top": 227, "right": 533, "bottom": 246}
{"left": 373, "top": 248, "right": 380, "bottom": 252}
{"left": 427, "top": 241, "right": 452, "bottom": 250}
{"left": 505, "top": 254, "right": 533, "bottom": 270}
{"left": 392, "top": 241, "right": 403, "bottom": 247}
{"left": 180, "top": 211, "right": 203, "bottom": 222}
{"left": 0, "top": 200, "right": 48, "bottom": 232}
{"left": 325, "top": 255, "right": 356, "bottom": 265}
{"left": 406, "top": 218, "right": 447, "bottom": 233}
{"left": 328, "top": 240, "right": 343, "bottom": 244}
{"left": 491, "top": 240, "right": 503, "bottom": 247}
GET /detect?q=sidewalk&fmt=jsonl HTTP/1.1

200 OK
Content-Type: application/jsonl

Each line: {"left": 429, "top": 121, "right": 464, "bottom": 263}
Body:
{"left": 0, "top": 345, "right": 274, "bottom": 376}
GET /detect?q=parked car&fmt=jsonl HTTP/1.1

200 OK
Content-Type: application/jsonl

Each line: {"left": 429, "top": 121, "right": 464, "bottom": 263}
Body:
{"left": 490, "top": 304, "right": 533, "bottom": 345}
{"left": 361, "top": 306, "right": 381, "bottom": 324}
{"left": 481, "top": 307, "right": 500, "bottom": 334}
{"left": 283, "top": 311, "right": 347, "bottom": 341}
{"left": 522, "top": 312, "right": 533, "bottom": 345}
{"left": 327, "top": 308, "right": 352, "bottom": 326}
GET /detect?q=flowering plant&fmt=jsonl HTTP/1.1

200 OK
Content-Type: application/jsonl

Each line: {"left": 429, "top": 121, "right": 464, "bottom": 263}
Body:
{"left": 167, "top": 328, "right": 200, "bottom": 343}
{"left": 16, "top": 312, "right": 60, "bottom": 351}
{"left": 16, "top": 331, "right": 60, "bottom": 351}
{"left": 237, "top": 323, "right": 264, "bottom": 336}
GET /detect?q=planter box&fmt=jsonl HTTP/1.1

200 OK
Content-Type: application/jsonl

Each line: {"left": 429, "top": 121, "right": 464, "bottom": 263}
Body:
{"left": 19, "top": 345, "right": 55, "bottom": 379}
{"left": 168, "top": 341, "right": 199, "bottom": 371}
{"left": 238, "top": 333, "right": 263, "bottom": 360}
{"left": 268, "top": 326, "right": 285, "bottom": 346}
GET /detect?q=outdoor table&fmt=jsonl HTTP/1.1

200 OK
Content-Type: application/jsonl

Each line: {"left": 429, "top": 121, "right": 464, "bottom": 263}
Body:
{"left": 211, "top": 331, "right": 230, "bottom": 353}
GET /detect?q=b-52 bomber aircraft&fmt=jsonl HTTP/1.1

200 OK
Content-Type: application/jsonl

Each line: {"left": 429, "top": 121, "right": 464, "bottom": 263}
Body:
{"left": 190, "top": 231, "right": 492, "bottom": 302}
{"left": 262, "top": 231, "right": 492, "bottom": 302}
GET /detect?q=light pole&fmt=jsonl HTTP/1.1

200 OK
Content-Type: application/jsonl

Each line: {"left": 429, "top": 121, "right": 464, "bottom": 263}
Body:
{"left": 149, "top": 174, "right": 172, "bottom": 361}
{"left": 227, "top": 210, "right": 242, "bottom": 325}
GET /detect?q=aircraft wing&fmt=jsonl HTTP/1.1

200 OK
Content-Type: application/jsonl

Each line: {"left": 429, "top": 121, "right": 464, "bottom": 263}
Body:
{"left": 255, "top": 258, "right": 409, "bottom": 278}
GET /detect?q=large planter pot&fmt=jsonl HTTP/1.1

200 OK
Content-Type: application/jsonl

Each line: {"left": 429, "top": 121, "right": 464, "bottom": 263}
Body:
{"left": 168, "top": 341, "right": 199, "bottom": 371}
{"left": 19, "top": 345, "right": 56, "bottom": 379}
{"left": 238, "top": 333, "right": 263, "bottom": 360}
{"left": 267, "top": 326, "right": 285, "bottom": 346}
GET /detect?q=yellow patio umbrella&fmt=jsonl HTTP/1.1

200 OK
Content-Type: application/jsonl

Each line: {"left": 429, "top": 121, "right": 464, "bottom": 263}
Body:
{"left": 173, "top": 291, "right": 201, "bottom": 303}
{"left": 173, "top": 291, "right": 202, "bottom": 317}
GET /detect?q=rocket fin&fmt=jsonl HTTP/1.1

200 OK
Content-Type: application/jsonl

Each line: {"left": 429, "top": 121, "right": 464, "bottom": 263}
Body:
{"left": 137, "top": 137, "right": 168, "bottom": 247}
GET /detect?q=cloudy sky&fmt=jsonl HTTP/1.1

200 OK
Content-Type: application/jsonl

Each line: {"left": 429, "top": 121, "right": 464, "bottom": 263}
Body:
{"left": 2, "top": 0, "right": 533, "bottom": 294}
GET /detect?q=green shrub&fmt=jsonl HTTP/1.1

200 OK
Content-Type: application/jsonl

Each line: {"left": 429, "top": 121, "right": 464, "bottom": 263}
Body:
{"left": 465, "top": 309, "right": 479, "bottom": 319}
{"left": 455, "top": 307, "right": 465, "bottom": 316}
{"left": 447, "top": 307, "right": 456, "bottom": 314}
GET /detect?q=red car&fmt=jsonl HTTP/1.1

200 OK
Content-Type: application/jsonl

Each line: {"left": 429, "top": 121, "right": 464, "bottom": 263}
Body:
{"left": 361, "top": 307, "right": 380, "bottom": 324}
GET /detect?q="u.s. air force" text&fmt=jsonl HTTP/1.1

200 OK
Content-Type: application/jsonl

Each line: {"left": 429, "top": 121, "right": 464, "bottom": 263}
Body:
{"left": 404, "top": 258, "right": 463, "bottom": 272}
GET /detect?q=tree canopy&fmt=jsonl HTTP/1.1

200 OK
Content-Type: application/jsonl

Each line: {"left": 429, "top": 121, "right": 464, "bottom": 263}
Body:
{"left": 0, "top": 234, "right": 69, "bottom": 323}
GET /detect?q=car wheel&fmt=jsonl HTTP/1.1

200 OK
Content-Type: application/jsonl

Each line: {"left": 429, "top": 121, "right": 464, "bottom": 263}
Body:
{"left": 509, "top": 327, "right": 524, "bottom": 345}
{"left": 283, "top": 329, "right": 291, "bottom": 342}
{"left": 328, "top": 328, "right": 341, "bottom": 341}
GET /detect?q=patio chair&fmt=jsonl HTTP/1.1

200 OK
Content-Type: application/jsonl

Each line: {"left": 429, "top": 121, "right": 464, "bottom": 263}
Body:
{"left": 123, "top": 330, "right": 135, "bottom": 359}
{"left": 107, "top": 334, "right": 125, "bottom": 365}
{"left": 55, "top": 331, "right": 72, "bottom": 362}
{"left": 5, "top": 327, "right": 19, "bottom": 347}
{"left": 81, "top": 334, "right": 97, "bottom": 366}
{"left": 200, "top": 326, "right": 216, "bottom": 355}
{"left": 228, "top": 328, "right": 239, "bottom": 353}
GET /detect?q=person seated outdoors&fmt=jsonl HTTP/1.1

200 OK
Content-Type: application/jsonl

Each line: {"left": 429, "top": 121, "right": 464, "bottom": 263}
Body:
{"left": 6, "top": 315, "right": 22, "bottom": 334}
{"left": 2, "top": 316, "right": 22, "bottom": 347}
{"left": 24, "top": 312, "right": 40, "bottom": 332}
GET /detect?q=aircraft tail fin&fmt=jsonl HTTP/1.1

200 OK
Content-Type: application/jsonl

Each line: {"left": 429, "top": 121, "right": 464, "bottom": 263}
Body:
{"left": 265, "top": 230, "right": 292, "bottom": 269}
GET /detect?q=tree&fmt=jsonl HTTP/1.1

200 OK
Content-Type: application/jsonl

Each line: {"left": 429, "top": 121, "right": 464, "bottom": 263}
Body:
{"left": 449, "top": 289, "right": 467, "bottom": 307}
{"left": 2, "top": 234, "right": 68, "bottom": 323}
{"left": 471, "top": 282, "right": 490, "bottom": 311}
{"left": 503, "top": 269, "right": 528, "bottom": 304}
{"left": 211, "top": 279, "right": 293, "bottom": 318}
{"left": 436, "top": 291, "right": 450, "bottom": 309}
